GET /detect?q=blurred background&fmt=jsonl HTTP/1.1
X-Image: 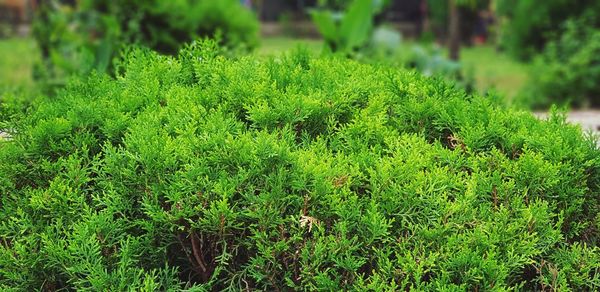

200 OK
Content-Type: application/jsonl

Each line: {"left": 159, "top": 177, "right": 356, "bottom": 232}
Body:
{"left": 0, "top": 0, "right": 599, "bottom": 129}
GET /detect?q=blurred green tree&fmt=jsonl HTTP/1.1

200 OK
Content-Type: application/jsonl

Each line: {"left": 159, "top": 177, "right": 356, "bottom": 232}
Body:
{"left": 496, "top": 0, "right": 600, "bottom": 60}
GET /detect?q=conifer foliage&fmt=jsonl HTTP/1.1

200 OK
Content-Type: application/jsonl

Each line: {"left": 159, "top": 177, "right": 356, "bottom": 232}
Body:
{"left": 1, "top": 41, "right": 599, "bottom": 290}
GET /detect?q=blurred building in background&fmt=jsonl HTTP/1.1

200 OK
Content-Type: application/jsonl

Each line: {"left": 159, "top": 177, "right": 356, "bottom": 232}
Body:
{"left": 0, "top": 0, "right": 36, "bottom": 35}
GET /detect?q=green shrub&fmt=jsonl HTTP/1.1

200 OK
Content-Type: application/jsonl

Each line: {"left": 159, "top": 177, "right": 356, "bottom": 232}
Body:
{"left": 496, "top": 0, "right": 600, "bottom": 60}
{"left": 517, "top": 17, "right": 600, "bottom": 109}
{"left": 1, "top": 41, "right": 600, "bottom": 290}
{"left": 32, "top": 0, "right": 259, "bottom": 84}
{"left": 362, "top": 40, "right": 473, "bottom": 94}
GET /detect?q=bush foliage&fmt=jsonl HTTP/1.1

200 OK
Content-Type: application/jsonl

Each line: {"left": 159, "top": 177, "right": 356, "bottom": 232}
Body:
{"left": 1, "top": 41, "right": 600, "bottom": 290}
{"left": 496, "top": 0, "right": 600, "bottom": 60}
{"left": 517, "top": 16, "right": 600, "bottom": 109}
{"left": 32, "top": 0, "right": 259, "bottom": 83}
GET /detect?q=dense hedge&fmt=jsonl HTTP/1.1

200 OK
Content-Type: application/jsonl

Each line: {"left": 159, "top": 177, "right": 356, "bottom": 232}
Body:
{"left": 1, "top": 41, "right": 600, "bottom": 290}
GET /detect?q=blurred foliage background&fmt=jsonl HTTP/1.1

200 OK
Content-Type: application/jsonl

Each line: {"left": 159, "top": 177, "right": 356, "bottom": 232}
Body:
{"left": 31, "top": 0, "right": 259, "bottom": 87}
{"left": 0, "top": 0, "right": 597, "bottom": 108}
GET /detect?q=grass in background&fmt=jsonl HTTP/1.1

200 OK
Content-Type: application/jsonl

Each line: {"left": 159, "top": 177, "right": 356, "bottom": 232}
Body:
{"left": 0, "top": 37, "right": 38, "bottom": 91}
{"left": 257, "top": 37, "right": 323, "bottom": 56}
{"left": 460, "top": 45, "right": 530, "bottom": 99}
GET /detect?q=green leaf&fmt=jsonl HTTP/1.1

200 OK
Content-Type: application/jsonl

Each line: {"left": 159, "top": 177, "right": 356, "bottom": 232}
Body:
{"left": 95, "top": 38, "right": 114, "bottom": 73}
{"left": 310, "top": 10, "right": 339, "bottom": 44}
{"left": 339, "top": 0, "right": 373, "bottom": 50}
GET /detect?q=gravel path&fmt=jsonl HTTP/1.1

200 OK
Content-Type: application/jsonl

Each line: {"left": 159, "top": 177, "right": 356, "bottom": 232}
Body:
{"left": 564, "top": 111, "right": 600, "bottom": 134}
{"left": 536, "top": 111, "right": 600, "bottom": 145}
{"left": 538, "top": 111, "right": 600, "bottom": 133}
{"left": 534, "top": 110, "right": 600, "bottom": 135}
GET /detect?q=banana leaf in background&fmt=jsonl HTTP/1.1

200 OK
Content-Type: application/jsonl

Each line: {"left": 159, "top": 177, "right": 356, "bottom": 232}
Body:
{"left": 310, "top": 0, "right": 390, "bottom": 53}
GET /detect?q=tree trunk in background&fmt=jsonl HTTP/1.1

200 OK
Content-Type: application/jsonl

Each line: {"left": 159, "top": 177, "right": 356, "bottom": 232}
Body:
{"left": 420, "top": 0, "right": 431, "bottom": 36}
{"left": 448, "top": 0, "right": 460, "bottom": 61}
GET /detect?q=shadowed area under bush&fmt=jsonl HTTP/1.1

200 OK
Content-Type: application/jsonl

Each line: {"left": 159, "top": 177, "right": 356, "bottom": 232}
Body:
{"left": 1, "top": 41, "right": 599, "bottom": 290}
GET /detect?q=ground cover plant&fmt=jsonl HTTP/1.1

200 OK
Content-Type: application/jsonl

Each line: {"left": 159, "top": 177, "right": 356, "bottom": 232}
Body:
{"left": 1, "top": 41, "right": 600, "bottom": 290}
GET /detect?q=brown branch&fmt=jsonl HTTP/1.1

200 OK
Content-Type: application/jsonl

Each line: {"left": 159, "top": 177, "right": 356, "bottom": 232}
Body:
{"left": 191, "top": 231, "right": 207, "bottom": 273}
{"left": 176, "top": 232, "right": 203, "bottom": 277}
{"left": 492, "top": 186, "right": 498, "bottom": 209}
